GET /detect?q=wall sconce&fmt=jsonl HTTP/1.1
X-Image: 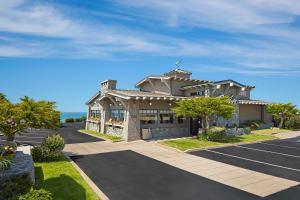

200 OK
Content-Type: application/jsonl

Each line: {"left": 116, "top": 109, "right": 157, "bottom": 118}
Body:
{"left": 149, "top": 102, "right": 152, "bottom": 106}
{"left": 241, "top": 87, "right": 245, "bottom": 91}
{"left": 229, "top": 82, "right": 234, "bottom": 87}
{"left": 216, "top": 84, "right": 221, "bottom": 89}
{"left": 169, "top": 103, "right": 172, "bottom": 106}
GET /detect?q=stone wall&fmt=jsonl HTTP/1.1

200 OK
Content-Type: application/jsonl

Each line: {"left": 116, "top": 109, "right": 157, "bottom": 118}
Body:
{"left": 0, "top": 146, "right": 35, "bottom": 184}
{"left": 86, "top": 121, "right": 100, "bottom": 132}
{"left": 149, "top": 127, "right": 189, "bottom": 139}
{"left": 106, "top": 125, "right": 124, "bottom": 137}
{"left": 225, "top": 127, "right": 251, "bottom": 136}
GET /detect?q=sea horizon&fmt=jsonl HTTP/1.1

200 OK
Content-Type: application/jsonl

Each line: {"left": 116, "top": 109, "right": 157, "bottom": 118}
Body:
{"left": 60, "top": 112, "right": 86, "bottom": 122}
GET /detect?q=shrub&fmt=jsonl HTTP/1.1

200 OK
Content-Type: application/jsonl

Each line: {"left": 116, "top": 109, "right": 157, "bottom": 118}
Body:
{"left": 65, "top": 118, "right": 74, "bottom": 123}
{"left": 31, "top": 146, "right": 44, "bottom": 162}
{"left": 0, "top": 156, "right": 12, "bottom": 171}
{"left": 285, "top": 115, "right": 300, "bottom": 129}
{"left": 32, "top": 135, "right": 65, "bottom": 162}
{"left": 0, "top": 173, "right": 32, "bottom": 200}
{"left": 18, "top": 189, "right": 53, "bottom": 200}
{"left": 242, "top": 120, "right": 263, "bottom": 130}
{"left": 206, "top": 126, "right": 226, "bottom": 142}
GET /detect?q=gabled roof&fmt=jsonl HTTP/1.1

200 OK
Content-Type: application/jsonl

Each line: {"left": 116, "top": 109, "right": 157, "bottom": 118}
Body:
{"left": 86, "top": 92, "right": 101, "bottom": 105}
{"left": 214, "top": 79, "right": 255, "bottom": 89}
{"left": 135, "top": 75, "right": 211, "bottom": 88}
{"left": 164, "top": 68, "right": 192, "bottom": 76}
{"left": 181, "top": 83, "right": 214, "bottom": 91}
{"left": 238, "top": 99, "right": 272, "bottom": 105}
{"left": 107, "top": 90, "right": 187, "bottom": 101}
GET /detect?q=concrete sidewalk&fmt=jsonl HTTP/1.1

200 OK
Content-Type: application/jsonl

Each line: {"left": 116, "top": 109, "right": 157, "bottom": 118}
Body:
{"left": 274, "top": 131, "right": 300, "bottom": 139}
{"left": 64, "top": 139, "right": 299, "bottom": 197}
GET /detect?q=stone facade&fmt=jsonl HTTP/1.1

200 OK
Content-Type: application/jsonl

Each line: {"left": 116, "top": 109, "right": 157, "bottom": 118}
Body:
{"left": 85, "top": 68, "right": 274, "bottom": 141}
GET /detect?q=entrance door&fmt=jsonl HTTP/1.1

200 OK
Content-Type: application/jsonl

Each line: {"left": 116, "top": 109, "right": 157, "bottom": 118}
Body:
{"left": 190, "top": 118, "right": 202, "bottom": 136}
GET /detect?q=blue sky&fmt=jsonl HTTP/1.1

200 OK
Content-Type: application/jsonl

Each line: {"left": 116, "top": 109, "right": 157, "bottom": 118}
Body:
{"left": 0, "top": 0, "right": 300, "bottom": 112}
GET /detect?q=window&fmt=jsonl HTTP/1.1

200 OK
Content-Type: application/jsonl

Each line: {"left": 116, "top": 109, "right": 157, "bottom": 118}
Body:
{"left": 110, "top": 109, "right": 125, "bottom": 121}
{"left": 140, "top": 110, "right": 157, "bottom": 124}
{"left": 159, "top": 110, "right": 174, "bottom": 124}
{"left": 239, "top": 91, "right": 248, "bottom": 98}
{"left": 90, "top": 110, "right": 101, "bottom": 118}
{"left": 190, "top": 91, "right": 205, "bottom": 97}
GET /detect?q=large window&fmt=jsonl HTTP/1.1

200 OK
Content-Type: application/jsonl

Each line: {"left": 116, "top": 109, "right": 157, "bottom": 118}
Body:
{"left": 177, "top": 116, "right": 185, "bottom": 124}
{"left": 110, "top": 109, "right": 125, "bottom": 121}
{"left": 90, "top": 110, "right": 101, "bottom": 118}
{"left": 140, "top": 110, "right": 157, "bottom": 124}
{"left": 159, "top": 110, "right": 174, "bottom": 124}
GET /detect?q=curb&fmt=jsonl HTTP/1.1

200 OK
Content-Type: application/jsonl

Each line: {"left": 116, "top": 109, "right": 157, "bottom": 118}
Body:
{"left": 65, "top": 155, "right": 109, "bottom": 200}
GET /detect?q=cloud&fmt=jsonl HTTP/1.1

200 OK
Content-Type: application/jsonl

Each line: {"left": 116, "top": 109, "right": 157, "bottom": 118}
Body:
{"left": 0, "top": 0, "right": 300, "bottom": 76}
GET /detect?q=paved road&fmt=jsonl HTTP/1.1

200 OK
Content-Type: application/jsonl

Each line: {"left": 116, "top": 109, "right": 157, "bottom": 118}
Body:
{"left": 71, "top": 150, "right": 259, "bottom": 200}
{"left": 0, "top": 123, "right": 103, "bottom": 146}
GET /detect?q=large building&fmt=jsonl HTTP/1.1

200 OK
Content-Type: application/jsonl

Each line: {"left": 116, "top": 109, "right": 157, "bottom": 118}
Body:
{"left": 85, "top": 68, "right": 273, "bottom": 141}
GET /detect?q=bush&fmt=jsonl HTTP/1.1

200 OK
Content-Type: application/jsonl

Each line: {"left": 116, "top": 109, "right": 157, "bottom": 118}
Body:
{"left": 18, "top": 189, "right": 53, "bottom": 200}
{"left": 32, "top": 135, "right": 65, "bottom": 162}
{"left": 206, "top": 127, "right": 226, "bottom": 142}
{"left": 65, "top": 118, "right": 74, "bottom": 123}
{"left": 0, "top": 173, "right": 32, "bottom": 200}
{"left": 0, "top": 156, "right": 12, "bottom": 171}
{"left": 285, "top": 115, "right": 300, "bottom": 129}
{"left": 242, "top": 120, "right": 263, "bottom": 130}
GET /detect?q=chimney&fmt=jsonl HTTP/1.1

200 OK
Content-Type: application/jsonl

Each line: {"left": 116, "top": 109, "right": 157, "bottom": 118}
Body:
{"left": 100, "top": 80, "right": 117, "bottom": 92}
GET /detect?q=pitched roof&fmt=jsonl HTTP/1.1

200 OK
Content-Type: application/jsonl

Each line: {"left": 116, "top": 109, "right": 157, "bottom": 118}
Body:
{"left": 107, "top": 90, "right": 187, "bottom": 100}
{"left": 238, "top": 99, "right": 272, "bottom": 105}
{"left": 214, "top": 79, "right": 255, "bottom": 89}
{"left": 86, "top": 92, "right": 101, "bottom": 105}
{"left": 134, "top": 75, "right": 210, "bottom": 87}
{"left": 164, "top": 68, "right": 192, "bottom": 75}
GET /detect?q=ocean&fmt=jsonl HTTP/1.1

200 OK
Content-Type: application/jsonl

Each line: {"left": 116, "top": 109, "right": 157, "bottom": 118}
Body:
{"left": 61, "top": 112, "right": 86, "bottom": 122}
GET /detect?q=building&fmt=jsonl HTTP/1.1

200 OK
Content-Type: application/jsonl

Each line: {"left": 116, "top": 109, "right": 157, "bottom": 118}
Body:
{"left": 85, "top": 68, "right": 273, "bottom": 141}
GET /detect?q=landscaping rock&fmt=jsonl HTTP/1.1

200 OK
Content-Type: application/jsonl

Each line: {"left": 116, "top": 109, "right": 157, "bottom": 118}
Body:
{"left": 0, "top": 146, "right": 35, "bottom": 184}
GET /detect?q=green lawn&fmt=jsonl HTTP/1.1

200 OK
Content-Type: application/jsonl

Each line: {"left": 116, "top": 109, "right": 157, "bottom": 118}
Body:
{"left": 34, "top": 156, "right": 99, "bottom": 200}
{"left": 160, "top": 134, "right": 277, "bottom": 151}
{"left": 252, "top": 128, "right": 292, "bottom": 135}
{"left": 78, "top": 129, "right": 123, "bottom": 142}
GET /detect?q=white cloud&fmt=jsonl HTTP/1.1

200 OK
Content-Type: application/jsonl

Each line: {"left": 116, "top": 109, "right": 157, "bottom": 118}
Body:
{"left": 0, "top": 0, "right": 300, "bottom": 76}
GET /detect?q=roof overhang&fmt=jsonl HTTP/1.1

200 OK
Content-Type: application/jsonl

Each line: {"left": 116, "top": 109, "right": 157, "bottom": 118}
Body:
{"left": 238, "top": 100, "right": 272, "bottom": 105}
{"left": 85, "top": 92, "right": 101, "bottom": 105}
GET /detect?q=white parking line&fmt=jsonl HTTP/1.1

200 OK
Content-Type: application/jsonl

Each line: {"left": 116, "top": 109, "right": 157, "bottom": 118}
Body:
{"left": 259, "top": 142, "right": 300, "bottom": 150}
{"left": 205, "top": 149, "right": 300, "bottom": 172}
{"left": 235, "top": 145, "right": 300, "bottom": 159}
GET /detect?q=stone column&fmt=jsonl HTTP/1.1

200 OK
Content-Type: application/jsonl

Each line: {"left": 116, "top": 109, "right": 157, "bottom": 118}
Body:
{"left": 123, "top": 100, "right": 140, "bottom": 141}
{"left": 100, "top": 100, "right": 110, "bottom": 133}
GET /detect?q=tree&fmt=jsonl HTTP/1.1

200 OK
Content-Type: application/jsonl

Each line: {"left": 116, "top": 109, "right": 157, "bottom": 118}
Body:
{"left": 266, "top": 103, "right": 299, "bottom": 129}
{"left": 0, "top": 93, "right": 60, "bottom": 143}
{"left": 172, "top": 96, "right": 235, "bottom": 134}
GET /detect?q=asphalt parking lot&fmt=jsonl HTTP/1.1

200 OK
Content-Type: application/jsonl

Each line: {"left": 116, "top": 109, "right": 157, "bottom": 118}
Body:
{"left": 189, "top": 137, "right": 300, "bottom": 182}
{"left": 0, "top": 123, "right": 102, "bottom": 146}
{"left": 71, "top": 150, "right": 259, "bottom": 200}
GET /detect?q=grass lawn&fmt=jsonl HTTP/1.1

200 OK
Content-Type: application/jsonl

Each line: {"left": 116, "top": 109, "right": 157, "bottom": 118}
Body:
{"left": 78, "top": 129, "right": 123, "bottom": 142}
{"left": 159, "top": 134, "right": 277, "bottom": 151}
{"left": 252, "top": 128, "right": 292, "bottom": 135}
{"left": 34, "top": 156, "right": 99, "bottom": 200}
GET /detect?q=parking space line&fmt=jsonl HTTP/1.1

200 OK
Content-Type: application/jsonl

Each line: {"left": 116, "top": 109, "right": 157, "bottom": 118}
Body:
{"left": 259, "top": 142, "right": 300, "bottom": 150}
{"left": 235, "top": 145, "right": 300, "bottom": 159}
{"left": 205, "top": 149, "right": 300, "bottom": 172}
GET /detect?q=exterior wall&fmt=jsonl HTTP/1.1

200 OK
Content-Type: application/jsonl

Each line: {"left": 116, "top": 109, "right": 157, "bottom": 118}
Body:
{"left": 140, "top": 79, "right": 171, "bottom": 94}
{"left": 106, "top": 125, "right": 124, "bottom": 137}
{"left": 239, "top": 104, "right": 266, "bottom": 124}
{"left": 139, "top": 100, "right": 190, "bottom": 139}
{"left": 184, "top": 87, "right": 208, "bottom": 97}
{"left": 86, "top": 121, "right": 100, "bottom": 132}
{"left": 215, "top": 103, "right": 239, "bottom": 127}
{"left": 123, "top": 100, "right": 141, "bottom": 141}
